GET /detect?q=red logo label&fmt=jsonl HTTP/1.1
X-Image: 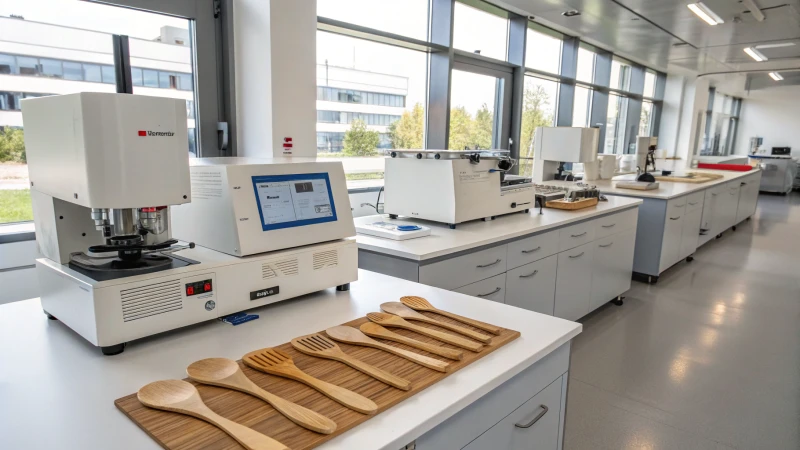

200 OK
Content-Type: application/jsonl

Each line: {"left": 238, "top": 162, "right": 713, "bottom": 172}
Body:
{"left": 138, "top": 130, "right": 147, "bottom": 137}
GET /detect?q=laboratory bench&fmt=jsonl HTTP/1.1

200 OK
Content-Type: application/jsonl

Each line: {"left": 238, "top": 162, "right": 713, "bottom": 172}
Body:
{"left": 0, "top": 269, "right": 581, "bottom": 450}
{"left": 356, "top": 196, "right": 643, "bottom": 322}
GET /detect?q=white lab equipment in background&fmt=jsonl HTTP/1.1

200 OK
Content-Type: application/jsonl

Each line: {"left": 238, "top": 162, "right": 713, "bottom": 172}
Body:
{"left": 532, "top": 127, "right": 599, "bottom": 183}
{"left": 355, "top": 221, "right": 431, "bottom": 240}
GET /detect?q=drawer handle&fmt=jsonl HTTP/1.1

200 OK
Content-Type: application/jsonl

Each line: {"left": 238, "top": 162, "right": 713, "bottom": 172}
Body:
{"left": 476, "top": 259, "right": 502, "bottom": 268}
{"left": 520, "top": 269, "right": 539, "bottom": 278}
{"left": 669, "top": 216, "right": 681, "bottom": 220}
{"left": 568, "top": 252, "right": 585, "bottom": 259}
{"left": 521, "top": 246, "right": 542, "bottom": 254}
{"left": 570, "top": 232, "right": 587, "bottom": 238}
{"left": 730, "top": 191, "right": 737, "bottom": 195}
{"left": 515, "top": 404, "right": 549, "bottom": 429}
{"left": 601, "top": 223, "right": 616, "bottom": 228}
{"left": 674, "top": 204, "right": 685, "bottom": 208}
{"left": 477, "top": 287, "right": 501, "bottom": 297}
{"left": 712, "top": 193, "right": 718, "bottom": 197}
{"left": 688, "top": 201, "right": 699, "bottom": 206}
{"left": 599, "top": 242, "right": 613, "bottom": 248}
{"left": 740, "top": 182, "right": 747, "bottom": 186}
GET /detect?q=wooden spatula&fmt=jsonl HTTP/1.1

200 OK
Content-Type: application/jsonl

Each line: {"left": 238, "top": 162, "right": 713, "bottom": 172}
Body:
{"left": 137, "top": 379, "right": 288, "bottom": 450}
{"left": 243, "top": 348, "right": 378, "bottom": 415}
{"left": 381, "top": 302, "right": 492, "bottom": 344}
{"left": 186, "top": 358, "right": 337, "bottom": 434}
{"left": 325, "top": 325, "right": 450, "bottom": 373}
{"left": 291, "top": 333, "right": 411, "bottom": 391}
{"left": 366, "top": 312, "right": 484, "bottom": 353}
{"left": 400, "top": 296, "right": 502, "bottom": 335}
{"left": 359, "top": 323, "right": 464, "bottom": 361}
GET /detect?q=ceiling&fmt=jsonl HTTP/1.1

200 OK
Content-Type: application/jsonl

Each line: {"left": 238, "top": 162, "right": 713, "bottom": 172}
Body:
{"left": 494, "top": 0, "right": 800, "bottom": 76}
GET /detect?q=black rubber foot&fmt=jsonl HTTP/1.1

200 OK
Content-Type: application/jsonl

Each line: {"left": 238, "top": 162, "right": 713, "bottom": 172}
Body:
{"left": 44, "top": 311, "right": 58, "bottom": 320}
{"left": 648, "top": 275, "right": 659, "bottom": 285}
{"left": 686, "top": 256, "right": 694, "bottom": 262}
{"left": 101, "top": 343, "right": 126, "bottom": 356}
{"left": 716, "top": 234, "right": 722, "bottom": 239}
{"left": 524, "top": 209, "right": 530, "bottom": 213}
{"left": 746, "top": 217, "right": 751, "bottom": 221}
{"left": 336, "top": 283, "right": 350, "bottom": 292}
{"left": 449, "top": 224, "right": 456, "bottom": 229}
{"left": 388, "top": 214, "right": 398, "bottom": 219}
{"left": 732, "top": 225, "right": 737, "bottom": 231}
{"left": 611, "top": 297, "right": 624, "bottom": 306}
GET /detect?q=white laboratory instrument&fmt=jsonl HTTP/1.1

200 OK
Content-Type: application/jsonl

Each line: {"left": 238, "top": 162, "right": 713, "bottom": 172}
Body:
{"left": 749, "top": 149, "right": 796, "bottom": 194}
{"left": 383, "top": 149, "right": 534, "bottom": 229}
{"left": 532, "top": 127, "right": 599, "bottom": 183}
{"left": 24, "top": 93, "right": 357, "bottom": 355}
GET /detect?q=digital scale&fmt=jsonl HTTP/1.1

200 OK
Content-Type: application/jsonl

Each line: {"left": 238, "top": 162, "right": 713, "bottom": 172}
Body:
{"left": 356, "top": 220, "right": 432, "bottom": 240}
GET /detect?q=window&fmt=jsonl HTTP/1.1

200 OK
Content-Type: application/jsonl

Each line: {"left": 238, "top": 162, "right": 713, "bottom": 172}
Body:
{"left": 573, "top": 86, "right": 593, "bottom": 128}
{"left": 576, "top": 47, "right": 595, "bottom": 83}
{"left": 453, "top": 1, "right": 509, "bottom": 61}
{"left": 702, "top": 90, "right": 741, "bottom": 156}
{"left": 17, "top": 56, "right": 38, "bottom": 75}
{"left": 610, "top": 59, "right": 631, "bottom": 91}
{"left": 518, "top": 76, "right": 559, "bottom": 176}
{"left": 317, "top": 87, "right": 405, "bottom": 107}
{"left": 644, "top": 71, "right": 656, "bottom": 98}
{"left": 604, "top": 94, "right": 629, "bottom": 154}
{"left": 317, "top": 0, "right": 429, "bottom": 41}
{"left": 101, "top": 65, "right": 115, "bottom": 83}
{"left": 63, "top": 62, "right": 83, "bottom": 81}
{"left": 639, "top": 101, "right": 654, "bottom": 136}
{"left": 40, "top": 59, "right": 63, "bottom": 78}
{"left": 525, "top": 25, "right": 561, "bottom": 74}
{"left": 449, "top": 69, "right": 503, "bottom": 150}
{"left": 0, "top": 54, "right": 17, "bottom": 74}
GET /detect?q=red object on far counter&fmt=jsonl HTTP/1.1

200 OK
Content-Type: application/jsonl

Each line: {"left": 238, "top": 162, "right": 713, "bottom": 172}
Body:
{"left": 696, "top": 163, "right": 753, "bottom": 171}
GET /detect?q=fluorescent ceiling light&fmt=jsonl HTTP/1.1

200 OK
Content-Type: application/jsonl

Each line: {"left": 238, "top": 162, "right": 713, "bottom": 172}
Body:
{"left": 687, "top": 2, "right": 725, "bottom": 25}
{"left": 769, "top": 72, "right": 784, "bottom": 81}
{"left": 742, "top": 0, "right": 765, "bottom": 22}
{"left": 744, "top": 47, "right": 768, "bottom": 61}
{"left": 756, "top": 42, "right": 796, "bottom": 50}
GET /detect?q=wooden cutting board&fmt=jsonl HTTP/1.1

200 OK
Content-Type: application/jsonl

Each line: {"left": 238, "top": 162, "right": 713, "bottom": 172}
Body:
{"left": 654, "top": 172, "right": 725, "bottom": 184}
{"left": 115, "top": 313, "right": 520, "bottom": 450}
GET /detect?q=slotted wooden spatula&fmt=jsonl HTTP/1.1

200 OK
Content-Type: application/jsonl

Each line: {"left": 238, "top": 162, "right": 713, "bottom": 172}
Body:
{"left": 243, "top": 348, "right": 378, "bottom": 414}
{"left": 137, "top": 379, "right": 288, "bottom": 450}
{"left": 400, "top": 296, "right": 502, "bottom": 335}
{"left": 291, "top": 333, "right": 411, "bottom": 391}
{"left": 186, "top": 358, "right": 337, "bottom": 434}
{"left": 381, "top": 302, "right": 492, "bottom": 343}
{"left": 359, "top": 322, "right": 464, "bottom": 361}
{"left": 366, "top": 312, "right": 484, "bottom": 353}
{"left": 325, "top": 325, "right": 450, "bottom": 372}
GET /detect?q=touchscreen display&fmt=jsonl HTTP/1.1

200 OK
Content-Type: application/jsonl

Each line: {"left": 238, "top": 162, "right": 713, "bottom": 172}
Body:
{"left": 251, "top": 173, "right": 338, "bottom": 231}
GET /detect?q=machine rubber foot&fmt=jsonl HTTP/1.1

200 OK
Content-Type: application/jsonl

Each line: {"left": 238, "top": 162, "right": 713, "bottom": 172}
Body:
{"left": 448, "top": 224, "right": 456, "bottom": 229}
{"left": 44, "top": 311, "right": 57, "bottom": 320}
{"left": 611, "top": 297, "right": 624, "bottom": 306}
{"left": 389, "top": 214, "right": 398, "bottom": 219}
{"left": 648, "top": 276, "right": 659, "bottom": 285}
{"left": 746, "top": 217, "right": 751, "bottom": 221}
{"left": 101, "top": 343, "right": 126, "bottom": 356}
{"left": 716, "top": 234, "right": 722, "bottom": 239}
{"left": 336, "top": 283, "right": 350, "bottom": 292}
{"left": 686, "top": 255, "right": 694, "bottom": 262}
{"left": 524, "top": 209, "right": 529, "bottom": 213}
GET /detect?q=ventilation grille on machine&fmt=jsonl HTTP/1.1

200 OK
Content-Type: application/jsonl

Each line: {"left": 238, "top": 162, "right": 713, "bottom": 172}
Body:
{"left": 263, "top": 258, "right": 299, "bottom": 279}
{"left": 313, "top": 249, "right": 338, "bottom": 270}
{"left": 120, "top": 279, "right": 182, "bottom": 322}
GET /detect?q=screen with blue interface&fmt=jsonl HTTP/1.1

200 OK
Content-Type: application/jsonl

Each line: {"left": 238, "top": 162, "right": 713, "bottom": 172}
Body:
{"left": 251, "top": 173, "right": 337, "bottom": 231}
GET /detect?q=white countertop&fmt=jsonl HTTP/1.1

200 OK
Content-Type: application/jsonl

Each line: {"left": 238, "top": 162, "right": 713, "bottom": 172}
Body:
{"left": 0, "top": 270, "right": 581, "bottom": 450}
{"left": 355, "top": 196, "right": 642, "bottom": 261}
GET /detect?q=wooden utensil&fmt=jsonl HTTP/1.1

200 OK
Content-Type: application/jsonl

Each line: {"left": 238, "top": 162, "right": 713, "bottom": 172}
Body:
{"left": 366, "top": 312, "right": 484, "bottom": 353}
{"left": 137, "top": 379, "right": 288, "bottom": 450}
{"left": 359, "top": 322, "right": 464, "bottom": 361}
{"left": 381, "top": 302, "right": 492, "bottom": 344}
{"left": 325, "top": 326, "right": 450, "bottom": 373}
{"left": 186, "top": 358, "right": 337, "bottom": 434}
{"left": 291, "top": 333, "right": 411, "bottom": 391}
{"left": 400, "top": 296, "right": 502, "bottom": 335}
{"left": 243, "top": 348, "right": 378, "bottom": 415}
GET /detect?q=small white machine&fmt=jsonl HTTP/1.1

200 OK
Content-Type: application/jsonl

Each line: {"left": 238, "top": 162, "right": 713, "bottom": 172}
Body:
{"left": 383, "top": 149, "right": 534, "bottom": 228}
{"left": 532, "top": 127, "right": 599, "bottom": 183}
{"left": 24, "top": 93, "right": 357, "bottom": 355}
{"left": 355, "top": 220, "right": 431, "bottom": 240}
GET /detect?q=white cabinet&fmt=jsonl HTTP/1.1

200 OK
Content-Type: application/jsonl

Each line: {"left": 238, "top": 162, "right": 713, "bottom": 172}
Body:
{"left": 590, "top": 228, "right": 635, "bottom": 312}
{"left": 554, "top": 242, "right": 594, "bottom": 321}
{"left": 679, "top": 206, "right": 703, "bottom": 258}
{"left": 736, "top": 174, "right": 760, "bottom": 223}
{"left": 505, "top": 255, "right": 558, "bottom": 315}
{"left": 454, "top": 273, "right": 507, "bottom": 303}
{"left": 659, "top": 198, "right": 686, "bottom": 272}
{"left": 721, "top": 183, "right": 741, "bottom": 230}
{"left": 506, "top": 230, "right": 559, "bottom": 270}
{"left": 420, "top": 244, "right": 507, "bottom": 290}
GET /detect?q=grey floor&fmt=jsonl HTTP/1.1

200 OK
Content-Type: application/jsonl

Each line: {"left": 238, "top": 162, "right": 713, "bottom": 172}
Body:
{"left": 564, "top": 193, "right": 800, "bottom": 450}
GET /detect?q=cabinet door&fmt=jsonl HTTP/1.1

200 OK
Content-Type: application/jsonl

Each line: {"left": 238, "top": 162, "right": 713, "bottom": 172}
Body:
{"left": 723, "top": 184, "right": 741, "bottom": 229}
{"left": 659, "top": 209, "right": 684, "bottom": 272}
{"left": 590, "top": 228, "right": 635, "bottom": 312}
{"left": 554, "top": 242, "right": 594, "bottom": 321}
{"left": 462, "top": 375, "right": 563, "bottom": 450}
{"left": 736, "top": 177, "right": 759, "bottom": 223}
{"left": 454, "top": 273, "right": 506, "bottom": 303}
{"left": 679, "top": 206, "right": 703, "bottom": 259}
{"left": 505, "top": 255, "right": 557, "bottom": 315}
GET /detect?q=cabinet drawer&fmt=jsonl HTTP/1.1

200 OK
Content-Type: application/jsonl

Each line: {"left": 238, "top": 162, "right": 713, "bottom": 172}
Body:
{"left": 506, "top": 230, "right": 559, "bottom": 270}
{"left": 558, "top": 221, "right": 596, "bottom": 252}
{"left": 686, "top": 191, "right": 705, "bottom": 212}
{"left": 590, "top": 228, "right": 635, "bottom": 312}
{"left": 554, "top": 242, "right": 594, "bottom": 321}
{"left": 419, "top": 244, "right": 507, "bottom": 291}
{"left": 667, "top": 195, "right": 689, "bottom": 212}
{"left": 594, "top": 208, "right": 638, "bottom": 239}
{"left": 505, "top": 255, "right": 557, "bottom": 315}
{"left": 462, "top": 375, "right": 564, "bottom": 450}
{"left": 454, "top": 273, "right": 506, "bottom": 303}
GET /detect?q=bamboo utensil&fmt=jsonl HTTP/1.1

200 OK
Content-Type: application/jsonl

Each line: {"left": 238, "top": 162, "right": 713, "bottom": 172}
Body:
{"left": 381, "top": 302, "right": 493, "bottom": 343}
{"left": 137, "top": 379, "right": 289, "bottom": 450}
{"left": 291, "top": 333, "right": 410, "bottom": 390}
{"left": 400, "top": 296, "right": 502, "bottom": 335}
{"left": 366, "top": 312, "right": 484, "bottom": 353}
{"left": 325, "top": 326, "right": 450, "bottom": 373}
{"left": 359, "top": 322, "right": 464, "bottom": 361}
{"left": 186, "top": 358, "right": 337, "bottom": 434}
{"left": 243, "top": 348, "right": 378, "bottom": 415}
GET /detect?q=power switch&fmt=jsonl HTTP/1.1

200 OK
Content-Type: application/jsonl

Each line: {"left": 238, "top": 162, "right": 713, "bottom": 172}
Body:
{"left": 186, "top": 286, "right": 194, "bottom": 296}
{"left": 204, "top": 283, "right": 212, "bottom": 292}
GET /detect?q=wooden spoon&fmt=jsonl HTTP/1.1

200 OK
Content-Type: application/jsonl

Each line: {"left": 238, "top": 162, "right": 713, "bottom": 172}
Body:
{"left": 366, "top": 312, "right": 484, "bottom": 353}
{"left": 400, "top": 296, "right": 502, "bottom": 335}
{"left": 137, "top": 379, "right": 288, "bottom": 450}
{"left": 291, "top": 333, "right": 411, "bottom": 391}
{"left": 381, "top": 302, "right": 492, "bottom": 344}
{"left": 325, "top": 326, "right": 450, "bottom": 372}
{"left": 359, "top": 323, "right": 464, "bottom": 361}
{"left": 186, "top": 358, "right": 337, "bottom": 434}
{"left": 243, "top": 348, "right": 378, "bottom": 415}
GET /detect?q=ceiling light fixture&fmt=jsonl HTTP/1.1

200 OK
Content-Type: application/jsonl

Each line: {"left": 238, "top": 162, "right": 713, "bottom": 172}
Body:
{"left": 769, "top": 72, "right": 784, "bottom": 81}
{"left": 756, "top": 42, "right": 796, "bottom": 50}
{"left": 687, "top": 2, "right": 725, "bottom": 25}
{"left": 742, "top": 0, "right": 765, "bottom": 22}
{"left": 744, "top": 47, "right": 768, "bottom": 61}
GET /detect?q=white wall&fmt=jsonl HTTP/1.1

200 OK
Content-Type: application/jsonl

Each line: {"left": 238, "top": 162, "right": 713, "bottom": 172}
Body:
{"left": 734, "top": 85, "right": 800, "bottom": 157}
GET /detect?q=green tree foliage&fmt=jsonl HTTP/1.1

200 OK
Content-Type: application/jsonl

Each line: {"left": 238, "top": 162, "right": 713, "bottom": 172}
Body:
{"left": 519, "top": 85, "right": 554, "bottom": 159}
{"left": 342, "top": 119, "right": 380, "bottom": 157}
{"left": 0, "top": 127, "right": 26, "bottom": 163}
{"left": 472, "top": 104, "right": 493, "bottom": 150}
{"left": 448, "top": 106, "right": 474, "bottom": 150}
{"left": 388, "top": 103, "right": 425, "bottom": 149}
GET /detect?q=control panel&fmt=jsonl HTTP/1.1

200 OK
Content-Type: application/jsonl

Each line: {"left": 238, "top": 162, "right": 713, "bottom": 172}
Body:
{"left": 185, "top": 279, "right": 213, "bottom": 297}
